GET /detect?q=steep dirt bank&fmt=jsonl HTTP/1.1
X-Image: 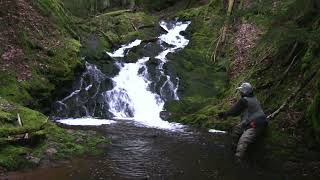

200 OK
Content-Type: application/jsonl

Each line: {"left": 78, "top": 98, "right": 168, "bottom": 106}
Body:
{"left": 0, "top": 0, "right": 111, "bottom": 172}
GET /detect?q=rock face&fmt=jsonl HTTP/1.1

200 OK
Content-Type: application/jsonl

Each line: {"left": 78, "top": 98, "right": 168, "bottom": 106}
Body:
{"left": 26, "top": 156, "right": 41, "bottom": 165}
{"left": 51, "top": 62, "right": 114, "bottom": 119}
{"left": 45, "top": 148, "right": 58, "bottom": 157}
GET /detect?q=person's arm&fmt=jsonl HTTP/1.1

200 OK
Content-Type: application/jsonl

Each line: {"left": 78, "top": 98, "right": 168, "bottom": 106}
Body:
{"left": 222, "top": 98, "right": 248, "bottom": 117}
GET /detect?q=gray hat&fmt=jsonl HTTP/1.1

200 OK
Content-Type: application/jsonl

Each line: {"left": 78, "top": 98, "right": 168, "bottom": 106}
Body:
{"left": 236, "top": 82, "right": 253, "bottom": 95}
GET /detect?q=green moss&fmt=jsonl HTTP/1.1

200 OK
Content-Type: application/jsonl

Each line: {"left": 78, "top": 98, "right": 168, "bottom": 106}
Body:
{"left": 0, "top": 99, "right": 110, "bottom": 170}
{"left": 36, "top": 0, "right": 77, "bottom": 37}
{"left": 66, "top": 39, "right": 82, "bottom": 53}
{"left": 45, "top": 123, "right": 110, "bottom": 158}
{"left": 0, "top": 75, "right": 33, "bottom": 105}
{"left": 308, "top": 77, "right": 320, "bottom": 143}
{"left": 80, "top": 10, "right": 158, "bottom": 60}
{"left": 0, "top": 111, "right": 15, "bottom": 124}
{"left": 0, "top": 146, "right": 32, "bottom": 170}
{"left": 19, "top": 31, "right": 41, "bottom": 51}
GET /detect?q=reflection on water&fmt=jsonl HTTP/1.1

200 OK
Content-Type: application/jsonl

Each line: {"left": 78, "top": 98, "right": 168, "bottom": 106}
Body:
{"left": 2, "top": 120, "right": 315, "bottom": 180}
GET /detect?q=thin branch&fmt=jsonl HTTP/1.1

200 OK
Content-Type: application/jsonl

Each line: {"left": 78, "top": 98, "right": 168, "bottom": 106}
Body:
{"left": 212, "top": 35, "right": 222, "bottom": 63}
{"left": 131, "top": 22, "right": 138, "bottom": 31}
{"left": 17, "top": 113, "right": 22, "bottom": 126}
{"left": 267, "top": 69, "right": 319, "bottom": 120}
{"left": 282, "top": 42, "right": 298, "bottom": 66}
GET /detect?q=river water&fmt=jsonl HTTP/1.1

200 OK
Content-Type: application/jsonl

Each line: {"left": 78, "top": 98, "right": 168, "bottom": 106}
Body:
{"left": 2, "top": 21, "right": 317, "bottom": 179}
{"left": 3, "top": 120, "right": 311, "bottom": 180}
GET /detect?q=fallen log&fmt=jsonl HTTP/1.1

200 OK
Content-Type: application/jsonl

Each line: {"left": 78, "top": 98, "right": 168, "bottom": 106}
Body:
{"left": 0, "top": 130, "right": 46, "bottom": 145}
{"left": 95, "top": 9, "right": 133, "bottom": 18}
{"left": 0, "top": 122, "right": 48, "bottom": 138}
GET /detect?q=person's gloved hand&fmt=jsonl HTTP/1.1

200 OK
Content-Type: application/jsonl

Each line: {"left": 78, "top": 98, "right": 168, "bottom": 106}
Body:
{"left": 217, "top": 112, "right": 226, "bottom": 119}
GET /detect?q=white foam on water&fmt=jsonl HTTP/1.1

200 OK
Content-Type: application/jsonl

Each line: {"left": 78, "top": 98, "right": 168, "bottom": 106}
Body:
{"left": 208, "top": 129, "right": 227, "bottom": 134}
{"left": 107, "top": 39, "right": 142, "bottom": 58}
{"left": 57, "top": 117, "right": 116, "bottom": 126}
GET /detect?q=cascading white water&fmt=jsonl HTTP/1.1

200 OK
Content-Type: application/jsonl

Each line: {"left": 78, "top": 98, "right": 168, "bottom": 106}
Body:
{"left": 56, "top": 21, "right": 191, "bottom": 130}
{"left": 105, "top": 21, "right": 191, "bottom": 130}
{"left": 107, "top": 39, "right": 142, "bottom": 58}
{"left": 156, "top": 21, "right": 191, "bottom": 100}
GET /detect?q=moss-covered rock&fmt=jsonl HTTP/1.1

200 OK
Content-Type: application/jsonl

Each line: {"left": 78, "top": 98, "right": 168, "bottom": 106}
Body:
{"left": 0, "top": 98, "right": 109, "bottom": 170}
{"left": 80, "top": 11, "right": 158, "bottom": 60}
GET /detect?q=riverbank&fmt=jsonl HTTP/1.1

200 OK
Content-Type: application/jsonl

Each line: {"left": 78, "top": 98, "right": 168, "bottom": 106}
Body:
{"left": 164, "top": 0, "right": 320, "bottom": 174}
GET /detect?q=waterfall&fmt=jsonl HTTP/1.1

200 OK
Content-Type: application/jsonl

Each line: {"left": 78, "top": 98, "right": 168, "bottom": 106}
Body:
{"left": 54, "top": 21, "right": 191, "bottom": 130}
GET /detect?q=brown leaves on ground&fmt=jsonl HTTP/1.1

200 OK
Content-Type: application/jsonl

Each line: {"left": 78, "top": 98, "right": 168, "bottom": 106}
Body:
{"left": 229, "top": 23, "right": 262, "bottom": 79}
{"left": 0, "top": 0, "right": 62, "bottom": 82}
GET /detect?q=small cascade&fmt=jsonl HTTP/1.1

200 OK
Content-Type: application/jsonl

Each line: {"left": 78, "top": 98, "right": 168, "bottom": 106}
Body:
{"left": 104, "top": 21, "right": 190, "bottom": 129}
{"left": 53, "top": 62, "right": 113, "bottom": 119}
{"left": 155, "top": 21, "right": 191, "bottom": 101}
{"left": 54, "top": 20, "right": 191, "bottom": 130}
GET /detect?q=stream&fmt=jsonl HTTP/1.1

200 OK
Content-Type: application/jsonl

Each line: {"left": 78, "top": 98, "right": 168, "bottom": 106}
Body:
{"left": 2, "top": 21, "right": 316, "bottom": 180}
{"left": 4, "top": 120, "right": 298, "bottom": 180}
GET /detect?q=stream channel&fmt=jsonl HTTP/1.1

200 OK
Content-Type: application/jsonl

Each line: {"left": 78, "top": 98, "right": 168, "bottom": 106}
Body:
{"left": 2, "top": 21, "right": 316, "bottom": 180}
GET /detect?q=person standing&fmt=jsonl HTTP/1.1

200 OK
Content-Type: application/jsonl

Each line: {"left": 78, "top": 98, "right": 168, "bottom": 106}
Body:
{"left": 218, "top": 82, "right": 268, "bottom": 161}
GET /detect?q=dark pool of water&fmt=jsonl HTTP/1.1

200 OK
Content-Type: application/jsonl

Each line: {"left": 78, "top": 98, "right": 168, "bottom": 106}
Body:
{"left": 2, "top": 120, "right": 318, "bottom": 180}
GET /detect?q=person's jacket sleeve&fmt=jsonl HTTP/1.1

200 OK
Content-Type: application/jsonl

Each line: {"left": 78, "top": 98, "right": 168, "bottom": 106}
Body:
{"left": 224, "top": 98, "right": 247, "bottom": 117}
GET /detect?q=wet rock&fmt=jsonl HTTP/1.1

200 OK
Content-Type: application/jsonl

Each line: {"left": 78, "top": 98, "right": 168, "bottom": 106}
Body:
{"left": 88, "top": 130, "right": 97, "bottom": 135}
{"left": 46, "top": 148, "right": 58, "bottom": 157}
{"left": 76, "top": 137, "right": 84, "bottom": 144}
{"left": 0, "top": 166, "right": 7, "bottom": 174}
{"left": 26, "top": 156, "right": 41, "bottom": 165}
{"left": 160, "top": 111, "right": 172, "bottom": 120}
{"left": 67, "top": 129, "right": 75, "bottom": 134}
